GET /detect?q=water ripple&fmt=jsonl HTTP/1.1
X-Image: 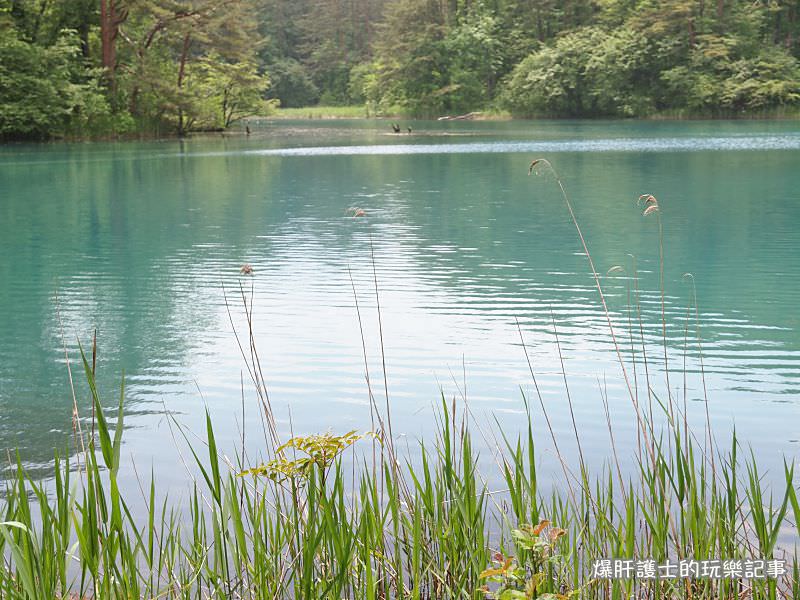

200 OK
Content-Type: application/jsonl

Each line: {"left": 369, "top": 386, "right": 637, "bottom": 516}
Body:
{"left": 222, "top": 135, "right": 800, "bottom": 157}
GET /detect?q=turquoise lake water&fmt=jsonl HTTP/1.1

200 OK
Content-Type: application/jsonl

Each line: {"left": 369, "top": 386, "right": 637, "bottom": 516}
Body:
{"left": 1, "top": 119, "right": 798, "bottom": 488}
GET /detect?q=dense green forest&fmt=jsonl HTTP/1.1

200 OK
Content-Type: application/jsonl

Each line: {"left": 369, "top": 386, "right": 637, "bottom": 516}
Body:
{"left": 2, "top": 0, "right": 800, "bottom": 139}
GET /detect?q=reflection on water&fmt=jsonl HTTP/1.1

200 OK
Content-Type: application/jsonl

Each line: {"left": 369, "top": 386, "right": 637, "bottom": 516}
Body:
{"left": 220, "top": 135, "right": 800, "bottom": 156}
{"left": 0, "top": 120, "right": 798, "bottom": 489}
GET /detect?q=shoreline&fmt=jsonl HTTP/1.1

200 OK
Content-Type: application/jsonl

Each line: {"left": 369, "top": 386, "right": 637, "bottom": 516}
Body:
{"left": 2, "top": 110, "right": 800, "bottom": 146}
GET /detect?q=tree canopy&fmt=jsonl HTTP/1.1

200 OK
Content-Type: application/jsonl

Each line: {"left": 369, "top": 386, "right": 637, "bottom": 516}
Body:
{"left": 1, "top": 0, "right": 272, "bottom": 139}
{"left": 361, "top": 0, "right": 800, "bottom": 117}
{"left": 1, "top": 0, "right": 799, "bottom": 139}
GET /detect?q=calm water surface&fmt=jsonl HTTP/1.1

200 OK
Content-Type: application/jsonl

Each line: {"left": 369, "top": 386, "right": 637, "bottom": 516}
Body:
{"left": 1, "top": 120, "right": 798, "bottom": 490}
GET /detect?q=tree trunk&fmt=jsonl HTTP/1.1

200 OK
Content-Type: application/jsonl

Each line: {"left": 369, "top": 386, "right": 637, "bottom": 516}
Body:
{"left": 100, "top": 0, "right": 114, "bottom": 75}
{"left": 100, "top": 0, "right": 128, "bottom": 89}
{"left": 177, "top": 32, "right": 192, "bottom": 136}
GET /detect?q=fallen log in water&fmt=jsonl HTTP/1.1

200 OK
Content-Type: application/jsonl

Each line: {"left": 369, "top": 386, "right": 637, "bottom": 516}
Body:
{"left": 437, "top": 111, "right": 482, "bottom": 121}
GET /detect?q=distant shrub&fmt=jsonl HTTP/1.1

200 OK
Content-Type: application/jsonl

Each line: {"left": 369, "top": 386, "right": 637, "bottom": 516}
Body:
{"left": 0, "top": 30, "right": 112, "bottom": 140}
{"left": 662, "top": 43, "right": 800, "bottom": 114}
{"left": 500, "top": 27, "right": 659, "bottom": 117}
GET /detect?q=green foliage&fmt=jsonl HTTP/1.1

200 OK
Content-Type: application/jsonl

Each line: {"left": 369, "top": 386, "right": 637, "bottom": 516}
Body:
{"left": 501, "top": 21, "right": 800, "bottom": 118}
{"left": 662, "top": 42, "right": 800, "bottom": 114}
{"left": 368, "top": 0, "right": 448, "bottom": 115}
{"left": 118, "top": 0, "right": 272, "bottom": 135}
{"left": 191, "top": 54, "right": 273, "bottom": 128}
{"left": 3, "top": 0, "right": 95, "bottom": 48}
{"left": 501, "top": 26, "right": 665, "bottom": 117}
{"left": 0, "top": 0, "right": 273, "bottom": 139}
{"left": 366, "top": 2, "right": 506, "bottom": 115}
{"left": 501, "top": 27, "right": 609, "bottom": 117}
{"left": 240, "top": 430, "right": 374, "bottom": 482}
{"left": 443, "top": 11, "right": 505, "bottom": 109}
{"left": 0, "top": 29, "right": 112, "bottom": 139}
{"left": 479, "top": 519, "right": 568, "bottom": 600}
{"left": 3, "top": 0, "right": 800, "bottom": 136}
{"left": 343, "top": 0, "right": 800, "bottom": 117}
{"left": 266, "top": 58, "right": 319, "bottom": 107}
{"left": 478, "top": 520, "right": 586, "bottom": 600}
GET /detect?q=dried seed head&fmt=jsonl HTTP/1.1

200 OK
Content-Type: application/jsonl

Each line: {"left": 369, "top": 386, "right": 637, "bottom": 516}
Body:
{"left": 643, "top": 204, "right": 659, "bottom": 217}
{"left": 528, "top": 158, "right": 547, "bottom": 175}
{"left": 638, "top": 194, "right": 658, "bottom": 206}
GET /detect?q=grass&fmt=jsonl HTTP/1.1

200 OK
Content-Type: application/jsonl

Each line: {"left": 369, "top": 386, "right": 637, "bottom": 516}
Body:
{"left": 268, "top": 104, "right": 797, "bottom": 122}
{"left": 270, "top": 105, "right": 380, "bottom": 119}
{"left": 268, "top": 104, "right": 512, "bottom": 120}
{"left": 1, "top": 162, "right": 799, "bottom": 599}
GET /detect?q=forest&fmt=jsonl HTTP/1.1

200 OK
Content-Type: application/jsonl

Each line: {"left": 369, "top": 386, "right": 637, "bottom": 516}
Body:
{"left": 2, "top": 0, "right": 800, "bottom": 140}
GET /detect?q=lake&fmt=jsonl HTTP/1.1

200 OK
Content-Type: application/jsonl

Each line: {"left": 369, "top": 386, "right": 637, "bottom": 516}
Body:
{"left": 1, "top": 119, "right": 798, "bottom": 492}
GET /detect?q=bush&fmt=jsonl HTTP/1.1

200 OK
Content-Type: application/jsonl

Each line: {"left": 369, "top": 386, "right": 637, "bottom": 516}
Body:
{"left": 501, "top": 25, "right": 800, "bottom": 118}
{"left": 500, "top": 27, "right": 661, "bottom": 117}
{"left": 0, "top": 29, "right": 112, "bottom": 140}
{"left": 661, "top": 42, "right": 800, "bottom": 114}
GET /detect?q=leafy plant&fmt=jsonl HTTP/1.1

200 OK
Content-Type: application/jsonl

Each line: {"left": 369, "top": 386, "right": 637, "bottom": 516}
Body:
{"left": 479, "top": 520, "right": 580, "bottom": 600}
{"left": 239, "top": 430, "right": 375, "bottom": 482}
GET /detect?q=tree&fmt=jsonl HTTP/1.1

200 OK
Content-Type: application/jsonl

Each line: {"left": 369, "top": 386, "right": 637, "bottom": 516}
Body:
{"left": 265, "top": 58, "right": 319, "bottom": 107}
{"left": 4, "top": 0, "right": 800, "bottom": 137}
{"left": 0, "top": 28, "right": 111, "bottom": 139}
{"left": 662, "top": 40, "right": 800, "bottom": 113}
{"left": 118, "top": 0, "right": 271, "bottom": 133}
{"left": 191, "top": 53, "right": 272, "bottom": 127}
{"left": 500, "top": 26, "right": 671, "bottom": 117}
{"left": 100, "top": 0, "right": 127, "bottom": 85}
{"left": 368, "top": 0, "right": 449, "bottom": 115}
{"left": 443, "top": 10, "right": 504, "bottom": 109}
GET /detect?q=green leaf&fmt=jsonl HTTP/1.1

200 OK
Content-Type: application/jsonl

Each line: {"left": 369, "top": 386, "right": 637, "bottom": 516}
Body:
{"left": 0, "top": 521, "right": 37, "bottom": 599}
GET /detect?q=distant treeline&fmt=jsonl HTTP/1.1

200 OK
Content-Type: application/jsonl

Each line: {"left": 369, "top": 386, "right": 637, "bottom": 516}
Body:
{"left": 360, "top": 0, "right": 800, "bottom": 118}
{"left": 260, "top": 0, "right": 800, "bottom": 118}
{"left": 2, "top": 0, "right": 800, "bottom": 140}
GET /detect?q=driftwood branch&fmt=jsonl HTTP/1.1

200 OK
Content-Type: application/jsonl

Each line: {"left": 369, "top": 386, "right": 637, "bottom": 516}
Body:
{"left": 437, "top": 111, "right": 482, "bottom": 121}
